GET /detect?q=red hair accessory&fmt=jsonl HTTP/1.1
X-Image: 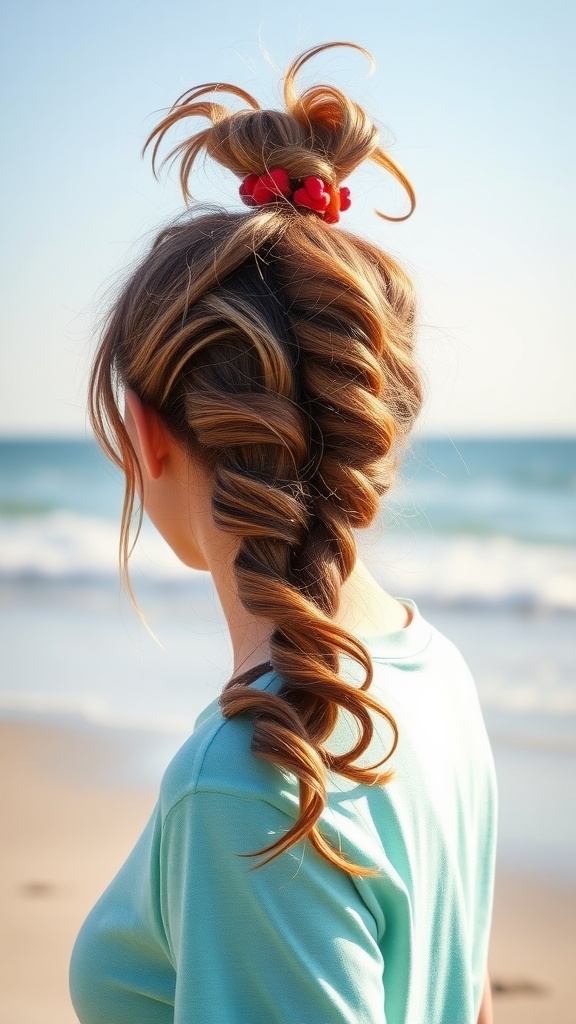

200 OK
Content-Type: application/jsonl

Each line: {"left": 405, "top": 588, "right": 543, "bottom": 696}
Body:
{"left": 239, "top": 168, "right": 351, "bottom": 223}
{"left": 239, "top": 168, "right": 291, "bottom": 206}
{"left": 292, "top": 176, "right": 330, "bottom": 214}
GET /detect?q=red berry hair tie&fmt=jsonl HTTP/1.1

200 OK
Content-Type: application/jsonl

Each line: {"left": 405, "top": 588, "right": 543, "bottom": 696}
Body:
{"left": 239, "top": 168, "right": 291, "bottom": 206}
{"left": 239, "top": 168, "right": 351, "bottom": 224}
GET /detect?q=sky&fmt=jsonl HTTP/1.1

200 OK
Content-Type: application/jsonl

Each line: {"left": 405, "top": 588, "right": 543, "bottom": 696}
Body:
{"left": 1, "top": 0, "right": 574, "bottom": 437}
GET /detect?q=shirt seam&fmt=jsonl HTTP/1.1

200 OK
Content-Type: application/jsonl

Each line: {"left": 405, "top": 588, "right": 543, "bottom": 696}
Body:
{"left": 368, "top": 628, "right": 434, "bottom": 662}
{"left": 162, "top": 782, "right": 296, "bottom": 832}
{"left": 161, "top": 671, "right": 281, "bottom": 825}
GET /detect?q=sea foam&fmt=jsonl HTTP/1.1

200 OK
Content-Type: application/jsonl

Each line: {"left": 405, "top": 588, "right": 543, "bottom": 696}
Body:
{"left": 2, "top": 509, "right": 575, "bottom": 612}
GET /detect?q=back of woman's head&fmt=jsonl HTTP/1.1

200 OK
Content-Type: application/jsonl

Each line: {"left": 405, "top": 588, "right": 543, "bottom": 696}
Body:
{"left": 90, "top": 42, "right": 422, "bottom": 875}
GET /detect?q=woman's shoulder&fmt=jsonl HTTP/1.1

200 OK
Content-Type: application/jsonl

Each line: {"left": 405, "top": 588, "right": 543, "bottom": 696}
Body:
{"left": 157, "top": 602, "right": 486, "bottom": 825}
{"left": 158, "top": 668, "right": 297, "bottom": 822}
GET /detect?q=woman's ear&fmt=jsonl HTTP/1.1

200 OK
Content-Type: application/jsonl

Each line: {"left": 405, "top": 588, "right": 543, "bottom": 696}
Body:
{"left": 124, "top": 389, "right": 170, "bottom": 481}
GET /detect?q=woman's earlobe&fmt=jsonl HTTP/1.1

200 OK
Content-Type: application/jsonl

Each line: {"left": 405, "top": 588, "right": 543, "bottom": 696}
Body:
{"left": 124, "top": 389, "right": 169, "bottom": 481}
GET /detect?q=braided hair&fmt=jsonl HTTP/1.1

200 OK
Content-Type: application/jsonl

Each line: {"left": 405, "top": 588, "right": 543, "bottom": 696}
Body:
{"left": 89, "top": 43, "right": 422, "bottom": 874}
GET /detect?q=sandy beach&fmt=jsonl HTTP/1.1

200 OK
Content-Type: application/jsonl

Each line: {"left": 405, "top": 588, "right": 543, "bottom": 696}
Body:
{"left": 1, "top": 717, "right": 575, "bottom": 1024}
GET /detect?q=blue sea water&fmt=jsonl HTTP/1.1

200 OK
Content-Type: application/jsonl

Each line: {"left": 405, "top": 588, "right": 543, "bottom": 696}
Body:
{"left": 1, "top": 436, "right": 575, "bottom": 600}
{"left": 1, "top": 433, "right": 574, "bottom": 720}
{"left": 1, "top": 435, "right": 575, "bottom": 877}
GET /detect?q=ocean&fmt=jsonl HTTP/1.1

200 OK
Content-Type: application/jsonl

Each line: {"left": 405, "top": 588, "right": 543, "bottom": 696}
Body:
{"left": 1, "top": 436, "right": 575, "bottom": 877}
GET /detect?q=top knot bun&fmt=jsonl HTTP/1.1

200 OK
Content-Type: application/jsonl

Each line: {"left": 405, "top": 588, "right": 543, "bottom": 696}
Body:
{"left": 144, "top": 41, "right": 415, "bottom": 222}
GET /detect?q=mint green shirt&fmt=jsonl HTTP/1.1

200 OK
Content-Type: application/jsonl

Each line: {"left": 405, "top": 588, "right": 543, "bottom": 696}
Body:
{"left": 70, "top": 600, "right": 497, "bottom": 1023}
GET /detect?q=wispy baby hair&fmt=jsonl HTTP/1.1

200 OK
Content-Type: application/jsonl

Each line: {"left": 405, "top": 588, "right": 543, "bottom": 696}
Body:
{"left": 146, "top": 41, "right": 415, "bottom": 221}
{"left": 89, "top": 42, "right": 422, "bottom": 874}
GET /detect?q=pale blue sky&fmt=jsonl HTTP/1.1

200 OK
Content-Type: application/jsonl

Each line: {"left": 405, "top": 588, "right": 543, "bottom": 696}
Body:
{"left": 1, "top": 0, "right": 574, "bottom": 435}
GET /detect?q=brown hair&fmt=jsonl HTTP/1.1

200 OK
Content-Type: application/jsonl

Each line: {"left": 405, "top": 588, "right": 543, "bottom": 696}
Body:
{"left": 89, "top": 42, "right": 422, "bottom": 874}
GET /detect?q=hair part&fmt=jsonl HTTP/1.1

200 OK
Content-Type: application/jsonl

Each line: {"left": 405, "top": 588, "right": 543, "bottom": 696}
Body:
{"left": 89, "top": 43, "right": 422, "bottom": 875}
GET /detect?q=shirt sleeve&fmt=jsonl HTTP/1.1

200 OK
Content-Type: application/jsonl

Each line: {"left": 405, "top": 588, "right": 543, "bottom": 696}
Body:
{"left": 159, "top": 789, "right": 386, "bottom": 1024}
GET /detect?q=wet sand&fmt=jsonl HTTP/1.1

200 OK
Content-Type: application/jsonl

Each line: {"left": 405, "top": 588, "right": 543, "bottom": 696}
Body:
{"left": 1, "top": 718, "right": 575, "bottom": 1024}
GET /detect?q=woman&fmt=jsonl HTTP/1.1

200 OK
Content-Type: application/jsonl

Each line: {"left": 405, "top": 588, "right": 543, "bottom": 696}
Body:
{"left": 70, "top": 42, "right": 497, "bottom": 1024}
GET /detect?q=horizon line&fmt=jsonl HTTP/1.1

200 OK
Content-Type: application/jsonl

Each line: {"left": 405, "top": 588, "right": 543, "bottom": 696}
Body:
{"left": 1, "top": 430, "right": 575, "bottom": 443}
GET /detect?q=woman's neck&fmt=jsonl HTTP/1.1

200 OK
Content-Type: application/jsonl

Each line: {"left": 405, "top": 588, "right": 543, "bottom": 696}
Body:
{"left": 209, "top": 555, "right": 411, "bottom": 677}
